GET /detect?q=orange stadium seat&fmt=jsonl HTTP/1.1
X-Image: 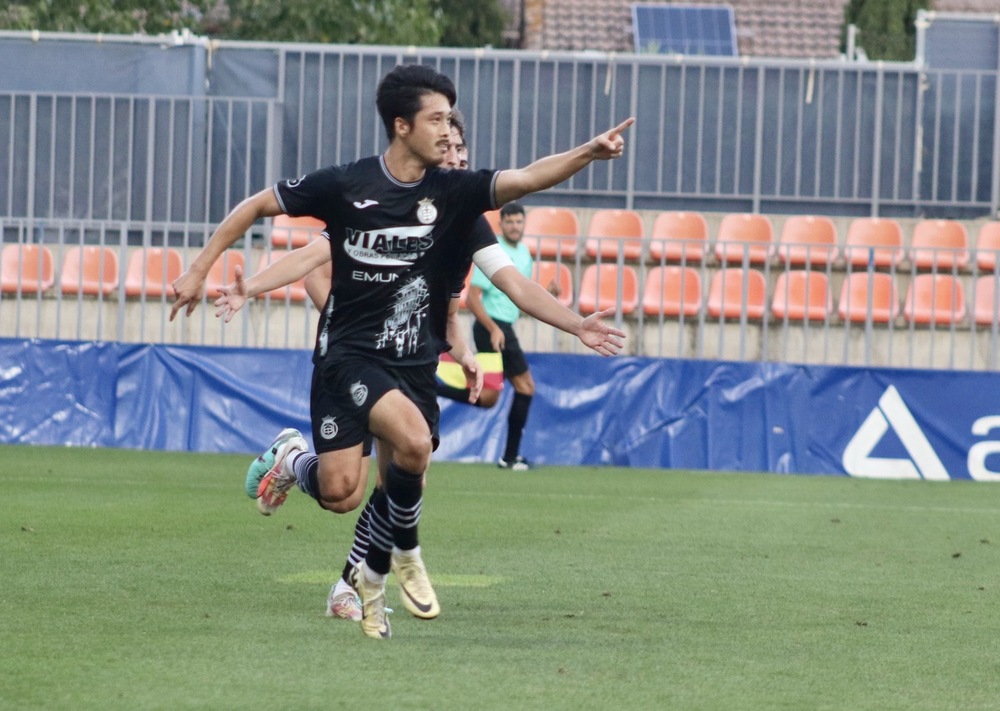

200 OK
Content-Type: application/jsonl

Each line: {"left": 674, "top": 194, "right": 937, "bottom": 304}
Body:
{"left": 523, "top": 207, "right": 580, "bottom": 259}
{"left": 975, "top": 222, "right": 1000, "bottom": 272}
{"left": 776, "top": 215, "right": 839, "bottom": 267}
{"left": 973, "top": 274, "right": 1000, "bottom": 326}
{"left": 584, "top": 209, "right": 644, "bottom": 262}
{"left": 838, "top": 272, "right": 900, "bottom": 323}
{"left": 714, "top": 213, "right": 774, "bottom": 266}
{"left": 483, "top": 209, "right": 502, "bottom": 235}
{"left": 205, "top": 250, "right": 247, "bottom": 299}
{"left": 771, "top": 270, "right": 832, "bottom": 322}
{"left": 532, "top": 260, "right": 574, "bottom": 307}
{"left": 0, "top": 244, "right": 55, "bottom": 294}
{"left": 254, "top": 252, "right": 308, "bottom": 302}
{"left": 904, "top": 273, "right": 966, "bottom": 325}
{"left": 270, "top": 214, "right": 325, "bottom": 249}
{"left": 123, "top": 247, "right": 183, "bottom": 298}
{"left": 843, "top": 217, "right": 904, "bottom": 268}
{"left": 60, "top": 245, "right": 119, "bottom": 296}
{"left": 641, "top": 265, "right": 702, "bottom": 317}
{"left": 707, "top": 267, "right": 767, "bottom": 320}
{"left": 577, "top": 263, "right": 638, "bottom": 315}
{"left": 647, "top": 211, "right": 709, "bottom": 264}
{"left": 909, "top": 219, "right": 969, "bottom": 271}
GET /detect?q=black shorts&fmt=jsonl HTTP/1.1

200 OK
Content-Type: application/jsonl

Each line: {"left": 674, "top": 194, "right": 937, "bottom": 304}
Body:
{"left": 473, "top": 319, "right": 529, "bottom": 379}
{"left": 310, "top": 354, "right": 440, "bottom": 454}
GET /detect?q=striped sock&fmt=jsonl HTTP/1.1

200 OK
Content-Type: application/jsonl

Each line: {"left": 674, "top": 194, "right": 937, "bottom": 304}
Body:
{"left": 290, "top": 451, "right": 321, "bottom": 500}
{"left": 341, "top": 489, "right": 376, "bottom": 584}
{"left": 363, "top": 487, "right": 393, "bottom": 575}
{"left": 385, "top": 462, "right": 423, "bottom": 552}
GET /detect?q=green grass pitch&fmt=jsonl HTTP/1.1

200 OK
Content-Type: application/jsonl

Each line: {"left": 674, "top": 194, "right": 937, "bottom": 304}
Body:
{"left": 3, "top": 444, "right": 1000, "bottom": 710}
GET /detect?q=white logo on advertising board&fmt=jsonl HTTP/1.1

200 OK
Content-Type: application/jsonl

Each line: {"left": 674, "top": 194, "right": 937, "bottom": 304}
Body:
{"left": 842, "top": 385, "right": 949, "bottom": 480}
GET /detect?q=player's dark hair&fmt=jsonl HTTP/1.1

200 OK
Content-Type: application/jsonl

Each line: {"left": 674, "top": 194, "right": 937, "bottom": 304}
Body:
{"left": 376, "top": 64, "right": 457, "bottom": 142}
{"left": 500, "top": 201, "right": 525, "bottom": 218}
{"left": 449, "top": 108, "right": 466, "bottom": 140}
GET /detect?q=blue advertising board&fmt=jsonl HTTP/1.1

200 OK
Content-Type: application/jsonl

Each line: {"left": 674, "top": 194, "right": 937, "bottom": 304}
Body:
{"left": 3, "top": 338, "right": 1000, "bottom": 480}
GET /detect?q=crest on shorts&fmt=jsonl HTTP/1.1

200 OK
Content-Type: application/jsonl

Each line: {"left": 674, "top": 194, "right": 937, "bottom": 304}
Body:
{"left": 350, "top": 381, "right": 369, "bottom": 407}
{"left": 416, "top": 197, "right": 437, "bottom": 225}
{"left": 320, "top": 416, "right": 338, "bottom": 440}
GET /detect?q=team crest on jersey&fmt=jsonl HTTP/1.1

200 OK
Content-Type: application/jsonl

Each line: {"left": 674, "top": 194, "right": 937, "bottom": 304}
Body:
{"left": 416, "top": 197, "right": 437, "bottom": 225}
{"left": 320, "top": 416, "right": 339, "bottom": 440}
{"left": 350, "top": 381, "right": 369, "bottom": 407}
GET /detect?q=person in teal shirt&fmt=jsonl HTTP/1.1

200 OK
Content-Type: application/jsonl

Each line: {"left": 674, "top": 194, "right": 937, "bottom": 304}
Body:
{"left": 467, "top": 201, "right": 562, "bottom": 470}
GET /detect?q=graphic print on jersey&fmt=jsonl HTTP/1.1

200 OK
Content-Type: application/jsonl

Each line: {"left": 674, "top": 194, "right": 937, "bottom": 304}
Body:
{"left": 376, "top": 276, "right": 429, "bottom": 357}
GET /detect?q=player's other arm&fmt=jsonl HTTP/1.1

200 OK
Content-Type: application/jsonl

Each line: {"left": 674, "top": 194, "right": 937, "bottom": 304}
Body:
{"left": 171, "top": 188, "right": 282, "bottom": 320}
{"left": 214, "top": 238, "right": 330, "bottom": 322}
{"left": 493, "top": 118, "right": 634, "bottom": 206}
{"left": 244, "top": 237, "right": 329, "bottom": 298}
{"left": 487, "top": 265, "right": 580, "bottom": 334}
{"left": 486, "top": 262, "right": 625, "bottom": 357}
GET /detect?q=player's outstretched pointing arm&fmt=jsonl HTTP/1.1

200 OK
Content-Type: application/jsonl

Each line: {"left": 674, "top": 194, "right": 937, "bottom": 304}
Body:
{"left": 493, "top": 118, "right": 634, "bottom": 207}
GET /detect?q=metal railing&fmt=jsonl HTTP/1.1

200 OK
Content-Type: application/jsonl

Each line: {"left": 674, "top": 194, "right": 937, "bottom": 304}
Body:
{"left": 4, "top": 217, "right": 1000, "bottom": 371}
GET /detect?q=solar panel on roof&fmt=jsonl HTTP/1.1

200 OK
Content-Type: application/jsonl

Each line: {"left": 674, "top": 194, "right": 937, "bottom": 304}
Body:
{"left": 631, "top": 3, "right": 738, "bottom": 57}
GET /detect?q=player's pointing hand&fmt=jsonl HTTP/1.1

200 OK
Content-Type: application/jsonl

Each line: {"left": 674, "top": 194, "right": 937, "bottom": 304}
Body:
{"left": 589, "top": 118, "right": 634, "bottom": 160}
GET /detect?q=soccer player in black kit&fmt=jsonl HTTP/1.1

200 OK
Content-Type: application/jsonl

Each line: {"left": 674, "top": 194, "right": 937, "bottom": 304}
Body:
{"left": 171, "top": 64, "right": 633, "bottom": 639}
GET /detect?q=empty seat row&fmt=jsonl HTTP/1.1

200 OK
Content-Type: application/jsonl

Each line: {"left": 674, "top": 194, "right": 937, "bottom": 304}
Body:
{"left": 8, "top": 241, "right": 998, "bottom": 326}
{"left": 644, "top": 266, "right": 1000, "bottom": 326}
{"left": 0, "top": 244, "right": 305, "bottom": 302}
{"left": 486, "top": 207, "right": 1000, "bottom": 273}
{"left": 1, "top": 244, "right": 121, "bottom": 296}
{"left": 488, "top": 259, "right": 1000, "bottom": 327}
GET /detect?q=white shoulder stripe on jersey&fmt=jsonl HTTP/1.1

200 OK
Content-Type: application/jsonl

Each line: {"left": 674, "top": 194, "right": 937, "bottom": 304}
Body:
{"left": 489, "top": 171, "right": 500, "bottom": 210}
{"left": 472, "top": 243, "right": 514, "bottom": 280}
{"left": 272, "top": 184, "right": 288, "bottom": 214}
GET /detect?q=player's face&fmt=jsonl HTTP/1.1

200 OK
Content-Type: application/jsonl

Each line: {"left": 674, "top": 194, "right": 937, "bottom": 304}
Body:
{"left": 442, "top": 126, "right": 463, "bottom": 170}
{"left": 457, "top": 143, "right": 469, "bottom": 170}
{"left": 397, "top": 92, "right": 453, "bottom": 167}
{"left": 500, "top": 213, "right": 525, "bottom": 244}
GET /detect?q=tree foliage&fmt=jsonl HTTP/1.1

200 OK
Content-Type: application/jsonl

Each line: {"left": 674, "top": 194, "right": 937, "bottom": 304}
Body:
{"left": 842, "top": 0, "right": 930, "bottom": 61}
{"left": 0, "top": 0, "right": 198, "bottom": 34}
{"left": 215, "top": 0, "right": 442, "bottom": 46}
{"left": 0, "top": 0, "right": 509, "bottom": 48}
{"left": 437, "top": 0, "right": 507, "bottom": 48}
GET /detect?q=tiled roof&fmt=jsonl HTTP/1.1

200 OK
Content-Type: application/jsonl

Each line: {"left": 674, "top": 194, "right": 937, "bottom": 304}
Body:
{"left": 499, "top": 0, "right": 1000, "bottom": 59}
{"left": 495, "top": 0, "right": 852, "bottom": 59}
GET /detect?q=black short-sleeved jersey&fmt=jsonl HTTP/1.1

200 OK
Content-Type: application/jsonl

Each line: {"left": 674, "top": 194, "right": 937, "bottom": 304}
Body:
{"left": 273, "top": 155, "right": 499, "bottom": 367}
{"left": 426, "top": 214, "right": 497, "bottom": 354}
